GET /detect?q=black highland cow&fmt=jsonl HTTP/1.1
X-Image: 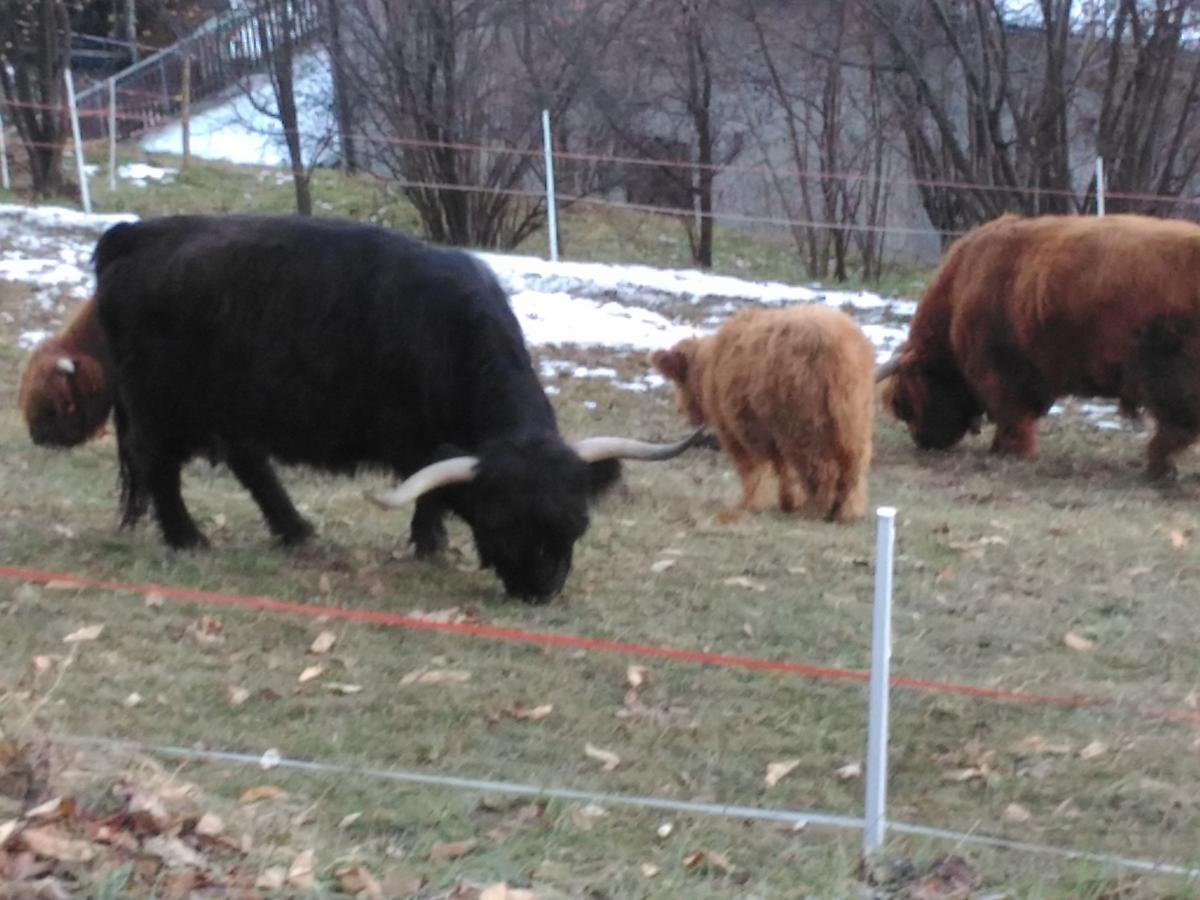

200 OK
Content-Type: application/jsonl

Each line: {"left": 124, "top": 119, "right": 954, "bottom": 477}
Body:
{"left": 94, "top": 214, "right": 699, "bottom": 601}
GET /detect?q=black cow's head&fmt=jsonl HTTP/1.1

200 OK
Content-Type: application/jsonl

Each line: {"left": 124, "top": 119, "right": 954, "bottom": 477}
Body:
{"left": 877, "top": 352, "right": 983, "bottom": 451}
{"left": 367, "top": 430, "right": 703, "bottom": 602}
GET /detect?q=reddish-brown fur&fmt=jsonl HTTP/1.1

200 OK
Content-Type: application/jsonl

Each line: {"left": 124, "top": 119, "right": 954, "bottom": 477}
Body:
{"left": 883, "top": 213, "right": 1200, "bottom": 477}
{"left": 652, "top": 305, "right": 875, "bottom": 522}
{"left": 18, "top": 298, "right": 111, "bottom": 447}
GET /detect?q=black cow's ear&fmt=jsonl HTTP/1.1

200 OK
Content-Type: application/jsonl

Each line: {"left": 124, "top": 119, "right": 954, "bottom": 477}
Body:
{"left": 586, "top": 459, "right": 622, "bottom": 498}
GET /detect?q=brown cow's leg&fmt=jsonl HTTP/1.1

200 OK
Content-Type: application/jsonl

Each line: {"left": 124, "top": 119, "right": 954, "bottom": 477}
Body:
{"left": 1146, "top": 423, "right": 1198, "bottom": 481}
{"left": 990, "top": 417, "right": 1037, "bottom": 457}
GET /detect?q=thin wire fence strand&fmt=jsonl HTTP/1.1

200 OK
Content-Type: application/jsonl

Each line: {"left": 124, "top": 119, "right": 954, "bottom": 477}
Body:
{"left": 61, "top": 736, "right": 1200, "bottom": 881}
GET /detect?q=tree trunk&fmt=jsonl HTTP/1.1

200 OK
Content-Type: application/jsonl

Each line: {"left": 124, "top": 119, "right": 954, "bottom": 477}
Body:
{"left": 325, "top": 0, "right": 357, "bottom": 173}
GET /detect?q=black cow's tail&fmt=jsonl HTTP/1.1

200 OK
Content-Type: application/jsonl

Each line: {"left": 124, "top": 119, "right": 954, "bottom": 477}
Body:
{"left": 93, "top": 220, "right": 141, "bottom": 278}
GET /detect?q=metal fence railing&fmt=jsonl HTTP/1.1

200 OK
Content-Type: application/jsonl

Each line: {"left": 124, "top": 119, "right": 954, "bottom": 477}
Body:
{"left": 74, "top": 0, "right": 323, "bottom": 142}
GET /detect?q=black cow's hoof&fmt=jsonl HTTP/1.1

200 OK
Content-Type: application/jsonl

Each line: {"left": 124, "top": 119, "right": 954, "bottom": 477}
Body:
{"left": 166, "top": 530, "right": 210, "bottom": 551}
{"left": 411, "top": 527, "right": 448, "bottom": 559}
{"left": 1146, "top": 461, "right": 1178, "bottom": 483}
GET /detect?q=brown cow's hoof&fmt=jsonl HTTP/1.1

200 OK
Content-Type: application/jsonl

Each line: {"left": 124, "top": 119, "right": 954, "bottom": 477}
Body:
{"left": 1146, "top": 461, "right": 1178, "bottom": 482}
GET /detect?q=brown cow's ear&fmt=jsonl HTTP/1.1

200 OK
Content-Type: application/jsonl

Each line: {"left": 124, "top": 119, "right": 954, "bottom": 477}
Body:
{"left": 651, "top": 348, "right": 688, "bottom": 383}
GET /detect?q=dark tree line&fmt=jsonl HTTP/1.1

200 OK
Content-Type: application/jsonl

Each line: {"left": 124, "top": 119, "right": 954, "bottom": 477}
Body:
{"left": 6, "top": 0, "right": 1200, "bottom": 275}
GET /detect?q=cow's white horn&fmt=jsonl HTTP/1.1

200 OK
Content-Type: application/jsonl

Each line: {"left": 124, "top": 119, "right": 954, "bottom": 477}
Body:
{"left": 56, "top": 357, "right": 77, "bottom": 375}
{"left": 365, "top": 456, "right": 480, "bottom": 508}
{"left": 874, "top": 355, "right": 901, "bottom": 382}
{"left": 572, "top": 427, "right": 707, "bottom": 463}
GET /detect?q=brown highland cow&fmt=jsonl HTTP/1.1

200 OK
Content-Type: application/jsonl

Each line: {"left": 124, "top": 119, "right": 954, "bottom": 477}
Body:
{"left": 652, "top": 305, "right": 875, "bottom": 522}
{"left": 878, "top": 213, "right": 1200, "bottom": 478}
{"left": 18, "top": 298, "right": 111, "bottom": 447}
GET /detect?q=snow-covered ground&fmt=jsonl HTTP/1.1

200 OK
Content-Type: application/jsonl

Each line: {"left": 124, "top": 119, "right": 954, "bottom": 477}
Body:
{"left": 0, "top": 203, "right": 1127, "bottom": 430}
{"left": 140, "top": 51, "right": 337, "bottom": 168}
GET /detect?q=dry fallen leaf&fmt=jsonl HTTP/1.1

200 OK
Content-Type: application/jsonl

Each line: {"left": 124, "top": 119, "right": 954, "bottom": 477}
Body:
{"left": 508, "top": 703, "right": 553, "bottom": 721}
{"left": 338, "top": 812, "right": 363, "bottom": 830}
{"left": 722, "top": 575, "right": 766, "bottom": 592}
{"left": 287, "top": 849, "right": 316, "bottom": 889}
{"left": 23, "top": 798, "right": 68, "bottom": 821}
{"left": 144, "top": 835, "right": 207, "bottom": 869}
{"left": 227, "top": 686, "right": 251, "bottom": 707}
{"left": 144, "top": 592, "right": 165, "bottom": 608}
{"left": 479, "top": 885, "right": 535, "bottom": 900}
{"left": 256, "top": 866, "right": 287, "bottom": 890}
{"left": 1002, "top": 802, "right": 1032, "bottom": 825}
{"left": 1064, "top": 632, "right": 1096, "bottom": 652}
{"left": 335, "top": 864, "right": 383, "bottom": 899}
{"left": 310, "top": 630, "right": 337, "bottom": 654}
{"left": 407, "top": 607, "right": 473, "bottom": 625}
{"left": 585, "top": 742, "right": 621, "bottom": 772}
{"left": 62, "top": 624, "right": 103, "bottom": 644}
{"left": 683, "top": 850, "right": 706, "bottom": 870}
{"left": 765, "top": 758, "right": 801, "bottom": 788}
{"left": 835, "top": 762, "right": 863, "bottom": 781}
{"left": 259, "top": 748, "right": 282, "bottom": 770}
{"left": 194, "top": 813, "right": 224, "bottom": 837}
{"left": 123, "top": 692, "right": 143, "bottom": 708}
{"left": 1079, "top": 740, "right": 1107, "bottom": 760}
{"left": 656, "top": 822, "right": 673, "bottom": 839}
{"left": 186, "top": 616, "right": 224, "bottom": 645}
{"left": 626, "top": 665, "right": 649, "bottom": 689}
{"left": 327, "top": 682, "right": 364, "bottom": 695}
{"left": 1169, "top": 528, "right": 1191, "bottom": 550}
{"left": 238, "top": 785, "right": 284, "bottom": 805}
{"left": 20, "top": 826, "right": 95, "bottom": 862}
{"left": 569, "top": 803, "right": 608, "bottom": 831}
{"left": 1014, "top": 735, "right": 1073, "bottom": 755}
{"left": 428, "top": 839, "right": 477, "bottom": 862}
{"left": 400, "top": 669, "right": 471, "bottom": 686}
{"left": 943, "top": 767, "right": 986, "bottom": 783}
{"left": 31, "top": 655, "right": 55, "bottom": 673}
{"left": 0, "top": 818, "right": 20, "bottom": 848}
{"left": 640, "top": 863, "right": 660, "bottom": 878}
{"left": 298, "top": 665, "right": 325, "bottom": 684}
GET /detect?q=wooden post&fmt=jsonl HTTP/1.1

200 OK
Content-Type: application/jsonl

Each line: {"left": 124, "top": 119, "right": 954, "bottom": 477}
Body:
{"left": 181, "top": 56, "right": 192, "bottom": 169}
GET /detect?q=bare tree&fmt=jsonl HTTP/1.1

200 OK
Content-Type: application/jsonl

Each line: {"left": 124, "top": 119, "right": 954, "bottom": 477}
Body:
{"left": 340, "top": 0, "right": 637, "bottom": 249}
{"left": 595, "top": 0, "right": 744, "bottom": 268}
{"left": 737, "top": 0, "right": 894, "bottom": 281}
{"left": 859, "top": 0, "right": 1200, "bottom": 240}
{"left": 0, "top": 0, "right": 77, "bottom": 197}
{"left": 324, "top": 0, "right": 356, "bottom": 173}
{"left": 234, "top": 0, "right": 331, "bottom": 215}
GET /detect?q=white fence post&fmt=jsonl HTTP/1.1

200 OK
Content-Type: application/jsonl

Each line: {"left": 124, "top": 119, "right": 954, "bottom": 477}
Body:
{"left": 863, "top": 506, "right": 897, "bottom": 857}
{"left": 64, "top": 69, "right": 92, "bottom": 215}
{"left": 542, "top": 109, "right": 559, "bottom": 262}
{"left": 0, "top": 106, "right": 10, "bottom": 191}
{"left": 1095, "top": 157, "right": 1105, "bottom": 217}
{"left": 108, "top": 77, "right": 117, "bottom": 192}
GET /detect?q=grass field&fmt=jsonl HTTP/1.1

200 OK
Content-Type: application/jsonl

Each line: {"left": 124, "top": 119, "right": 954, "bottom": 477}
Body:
{"left": 2, "top": 169, "right": 1200, "bottom": 898}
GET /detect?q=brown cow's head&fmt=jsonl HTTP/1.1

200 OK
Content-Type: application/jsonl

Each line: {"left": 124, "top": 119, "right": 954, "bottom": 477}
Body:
{"left": 651, "top": 338, "right": 708, "bottom": 427}
{"left": 880, "top": 352, "right": 983, "bottom": 450}
{"left": 18, "top": 340, "right": 112, "bottom": 448}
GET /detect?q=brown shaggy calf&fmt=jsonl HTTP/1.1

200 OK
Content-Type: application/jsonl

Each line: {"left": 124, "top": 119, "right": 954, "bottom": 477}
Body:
{"left": 652, "top": 305, "right": 875, "bottom": 522}
{"left": 18, "top": 298, "right": 111, "bottom": 447}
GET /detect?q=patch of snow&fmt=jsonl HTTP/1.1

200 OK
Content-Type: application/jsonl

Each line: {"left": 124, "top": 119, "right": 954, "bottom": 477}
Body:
{"left": 19, "top": 329, "right": 50, "bottom": 349}
{"left": 140, "top": 50, "right": 337, "bottom": 167}
{"left": 512, "top": 290, "right": 701, "bottom": 351}
{"left": 118, "top": 163, "right": 178, "bottom": 186}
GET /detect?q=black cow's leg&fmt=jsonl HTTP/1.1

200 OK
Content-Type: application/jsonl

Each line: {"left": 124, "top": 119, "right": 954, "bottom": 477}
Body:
{"left": 224, "top": 443, "right": 314, "bottom": 545}
{"left": 410, "top": 495, "right": 448, "bottom": 558}
{"left": 148, "top": 459, "right": 208, "bottom": 549}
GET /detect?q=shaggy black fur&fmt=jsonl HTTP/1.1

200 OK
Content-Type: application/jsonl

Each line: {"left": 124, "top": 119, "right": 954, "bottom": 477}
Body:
{"left": 94, "top": 214, "right": 621, "bottom": 601}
